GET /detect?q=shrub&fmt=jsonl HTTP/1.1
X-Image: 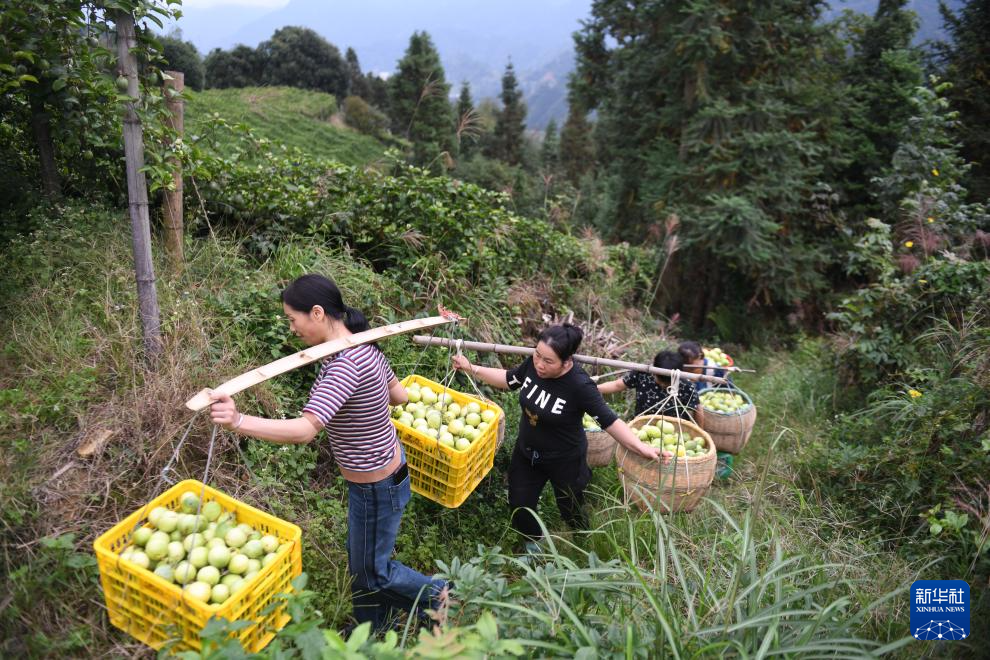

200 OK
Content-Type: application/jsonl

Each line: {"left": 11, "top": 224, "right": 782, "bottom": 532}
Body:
{"left": 342, "top": 95, "right": 388, "bottom": 138}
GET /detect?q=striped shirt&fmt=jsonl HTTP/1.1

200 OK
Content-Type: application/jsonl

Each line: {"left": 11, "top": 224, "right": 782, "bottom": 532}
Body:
{"left": 303, "top": 344, "right": 399, "bottom": 472}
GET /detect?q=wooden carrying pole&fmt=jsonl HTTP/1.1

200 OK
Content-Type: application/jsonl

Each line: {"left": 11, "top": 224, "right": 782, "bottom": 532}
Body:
{"left": 412, "top": 336, "right": 729, "bottom": 385}
{"left": 185, "top": 316, "right": 458, "bottom": 411}
{"left": 162, "top": 71, "right": 184, "bottom": 270}
{"left": 115, "top": 12, "right": 162, "bottom": 360}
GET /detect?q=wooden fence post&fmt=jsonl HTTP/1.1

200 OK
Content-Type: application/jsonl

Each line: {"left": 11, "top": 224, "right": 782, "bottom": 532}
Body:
{"left": 163, "top": 70, "right": 184, "bottom": 270}
{"left": 115, "top": 11, "right": 162, "bottom": 361}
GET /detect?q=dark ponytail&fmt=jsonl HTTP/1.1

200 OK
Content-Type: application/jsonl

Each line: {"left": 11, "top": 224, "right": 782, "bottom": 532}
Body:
{"left": 677, "top": 340, "right": 702, "bottom": 362}
{"left": 281, "top": 274, "right": 370, "bottom": 333}
{"left": 537, "top": 323, "right": 583, "bottom": 362}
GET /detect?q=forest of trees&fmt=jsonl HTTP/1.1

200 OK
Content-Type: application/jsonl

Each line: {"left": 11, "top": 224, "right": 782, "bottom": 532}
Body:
{"left": 2, "top": 1, "right": 987, "bottom": 333}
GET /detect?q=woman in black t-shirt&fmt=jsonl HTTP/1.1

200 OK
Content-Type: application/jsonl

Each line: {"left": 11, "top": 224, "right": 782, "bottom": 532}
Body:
{"left": 452, "top": 324, "right": 667, "bottom": 549}
{"left": 598, "top": 350, "right": 699, "bottom": 418}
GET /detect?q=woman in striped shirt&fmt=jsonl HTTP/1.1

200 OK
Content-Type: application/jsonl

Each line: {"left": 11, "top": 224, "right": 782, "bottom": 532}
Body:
{"left": 208, "top": 274, "right": 447, "bottom": 631}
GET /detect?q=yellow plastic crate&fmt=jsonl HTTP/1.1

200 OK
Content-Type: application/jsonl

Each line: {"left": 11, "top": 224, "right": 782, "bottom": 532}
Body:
{"left": 93, "top": 479, "right": 302, "bottom": 652}
{"left": 394, "top": 375, "right": 504, "bottom": 508}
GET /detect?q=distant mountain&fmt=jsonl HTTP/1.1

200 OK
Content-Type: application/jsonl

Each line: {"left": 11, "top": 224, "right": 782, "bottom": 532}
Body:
{"left": 169, "top": 0, "right": 586, "bottom": 129}
{"left": 169, "top": 0, "right": 964, "bottom": 132}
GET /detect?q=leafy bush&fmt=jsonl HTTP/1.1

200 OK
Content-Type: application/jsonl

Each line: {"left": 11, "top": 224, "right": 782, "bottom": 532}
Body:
{"left": 806, "top": 309, "right": 990, "bottom": 575}
{"left": 342, "top": 95, "right": 388, "bottom": 138}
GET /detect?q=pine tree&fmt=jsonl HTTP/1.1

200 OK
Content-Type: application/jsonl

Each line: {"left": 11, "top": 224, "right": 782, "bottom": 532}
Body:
{"left": 345, "top": 47, "right": 371, "bottom": 100}
{"left": 455, "top": 82, "right": 480, "bottom": 158}
{"left": 492, "top": 62, "right": 527, "bottom": 165}
{"left": 938, "top": 0, "right": 990, "bottom": 200}
{"left": 559, "top": 99, "right": 594, "bottom": 183}
{"left": 838, "top": 0, "right": 923, "bottom": 216}
{"left": 365, "top": 73, "right": 390, "bottom": 114}
{"left": 389, "top": 31, "right": 455, "bottom": 168}
{"left": 571, "top": 0, "right": 850, "bottom": 325}
{"left": 541, "top": 118, "right": 559, "bottom": 174}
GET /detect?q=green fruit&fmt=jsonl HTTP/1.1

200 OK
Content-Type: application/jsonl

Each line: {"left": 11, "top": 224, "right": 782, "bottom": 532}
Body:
{"left": 133, "top": 527, "right": 153, "bottom": 547}
{"left": 242, "top": 539, "right": 264, "bottom": 559}
{"left": 211, "top": 583, "right": 230, "bottom": 604}
{"left": 260, "top": 535, "right": 279, "bottom": 554}
{"left": 188, "top": 546, "right": 209, "bottom": 569}
{"left": 221, "top": 573, "right": 242, "bottom": 588}
{"left": 157, "top": 510, "right": 179, "bottom": 533}
{"left": 183, "top": 533, "right": 206, "bottom": 552}
{"left": 184, "top": 581, "right": 212, "bottom": 602}
{"left": 180, "top": 491, "right": 200, "bottom": 514}
{"left": 115, "top": 75, "right": 129, "bottom": 91}
{"left": 208, "top": 545, "right": 231, "bottom": 568}
{"left": 154, "top": 564, "right": 174, "bottom": 583}
{"left": 202, "top": 501, "right": 223, "bottom": 522}
{"left": 197, "top": 565, "right": 220, "bottom": 586}
{"left": 228, "top": 553, "right": 249, "bottom": 575}
{"left": 145, "top": 533, "right": 170, "bottom": 561}
{"left": 129, "top": 550, "right": 150, "bottom": 569}
{"left": 225, "top": 528, "right": 247, "bottom": 549}
{"left": 174, "top": 561, "right": 197, "bottom": 584}
{"left": 148, "top": 507, "right": 169, "bottom": 527}
{"left": 167, "top": 541, "right": 186, "bottom": 563}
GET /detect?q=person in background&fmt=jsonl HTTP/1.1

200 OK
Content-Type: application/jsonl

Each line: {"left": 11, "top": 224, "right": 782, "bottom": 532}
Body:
{"left": 678, "top": 340, "right": 727, "bottom": 393}
{"left": 597, "top": 350, "right": 698, "bottom": 418}
{"left": 452, "top": 324, "right": 668, "bottom": 552}
{"left": 208, "top": 273, "right": 448, "bottom": 632}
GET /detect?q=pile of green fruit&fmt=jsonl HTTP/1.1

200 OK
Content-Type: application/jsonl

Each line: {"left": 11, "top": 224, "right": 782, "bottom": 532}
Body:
{"left": 582, "top": 413, "right": 602, "bottom": 431}
{"left": 703, "top": 347, "right": 732, "bottom": 367}
{"left": 699, "top": 390, "right": 751, "bottom": 414}
{"left": 118, "top": 491, "right": 290, "bottom": 605}
{"left": 636, "top": 420, "right": 709, "bottom": 458}
{"left": 392, "top": 382, "right": 497, "bottom": 452}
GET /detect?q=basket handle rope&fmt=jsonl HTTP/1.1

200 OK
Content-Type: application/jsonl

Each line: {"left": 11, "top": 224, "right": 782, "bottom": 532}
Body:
{"left": 619, "top": 367, "right": 703, "bottom": 511}
{"left": 449, "top": 334, "right": 507, "bottom": 450}
{"left": 114, "top": 414, "right": 221, "bottom": 617}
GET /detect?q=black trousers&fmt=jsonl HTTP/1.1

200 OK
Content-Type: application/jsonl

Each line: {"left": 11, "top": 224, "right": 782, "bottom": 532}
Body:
{"left": 508, "top": 446, "right": 592, "bottom": 540}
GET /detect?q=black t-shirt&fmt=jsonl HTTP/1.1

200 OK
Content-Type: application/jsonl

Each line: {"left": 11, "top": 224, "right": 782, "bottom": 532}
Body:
{"left": 506, "top": 356, "right": 619, "bottom": 458}
{"left": 622, "top": 371, "right": 699, "bottom": 418}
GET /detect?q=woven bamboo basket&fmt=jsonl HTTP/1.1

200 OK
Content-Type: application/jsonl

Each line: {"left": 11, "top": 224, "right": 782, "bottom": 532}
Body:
{"left": 616, "top": 415, "right": 716, "bottom": 513}
{"left": 697, "top": 388, "right": 757, "bottom": 455}
{"left": 585, "top": 429, "right": 616, "bottom": 467}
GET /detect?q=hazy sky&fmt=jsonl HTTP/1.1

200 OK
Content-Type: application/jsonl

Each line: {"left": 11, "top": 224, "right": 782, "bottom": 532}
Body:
{"left": 181, "top": 0, "right": 288, "bottom": 7}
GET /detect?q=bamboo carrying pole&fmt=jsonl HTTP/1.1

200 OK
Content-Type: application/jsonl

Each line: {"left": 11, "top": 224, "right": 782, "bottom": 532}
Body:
{"left": 412, "top": 336, "right": 729, "bottom": 385}
{"left": 115, "top": 12, "right": 162, "bottom": 360}
{"left": 162, "top": 71, "right": 184, "bottom": 270}
{"left": 185, "top": 316, "right": 459, "bottom": 411}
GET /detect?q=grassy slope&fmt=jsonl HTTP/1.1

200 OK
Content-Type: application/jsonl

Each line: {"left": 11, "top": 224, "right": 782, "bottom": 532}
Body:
{"left": 578, "top": 342, "right": 918, "bottom": 645}
{"left": 185, "top": 87, "right": 390, "bottom": 166}
{"left": 0, "top": 204, "right": 924, "bottom": 656}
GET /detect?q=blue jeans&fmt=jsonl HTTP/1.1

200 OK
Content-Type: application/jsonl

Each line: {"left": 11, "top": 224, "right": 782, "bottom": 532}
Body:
{"left": 346, "top": 464, "right": 446, "bottom": 631}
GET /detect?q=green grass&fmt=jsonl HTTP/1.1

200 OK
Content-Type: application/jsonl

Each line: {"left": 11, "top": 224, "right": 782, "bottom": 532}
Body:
{"left": 185, "top": 87, "right": 391, "bottom": 166}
